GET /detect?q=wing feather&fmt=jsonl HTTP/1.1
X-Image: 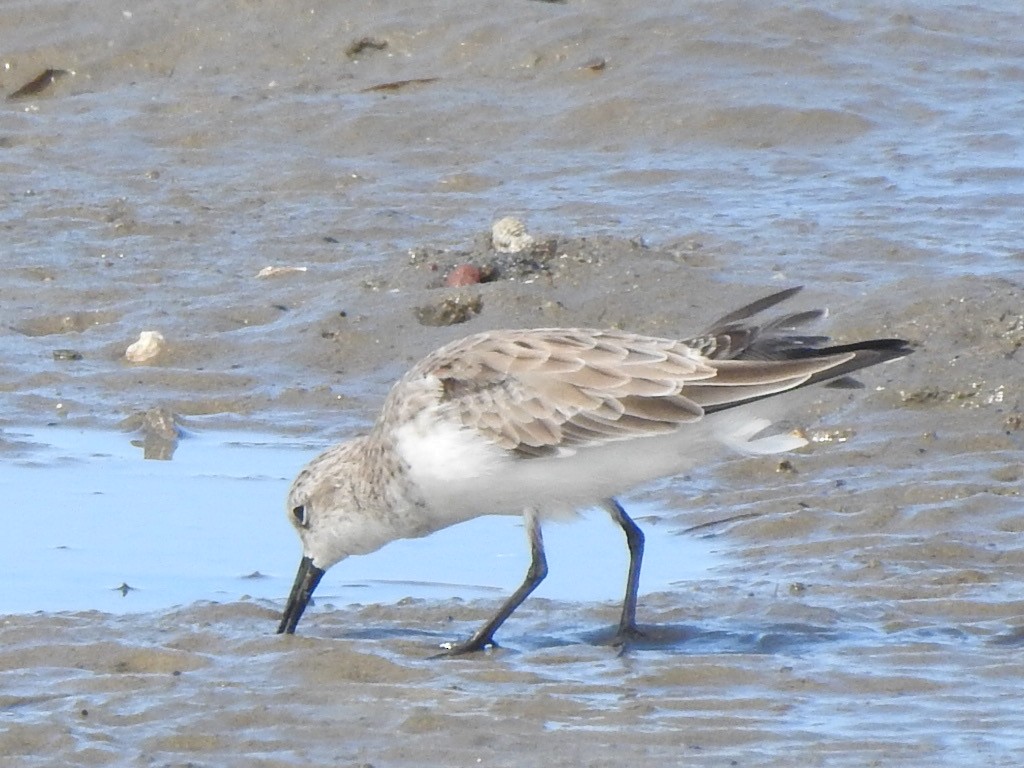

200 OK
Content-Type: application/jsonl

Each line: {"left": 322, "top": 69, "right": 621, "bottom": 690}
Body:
{"left": 388, "top": 291, "right": 911, "bottom": 458}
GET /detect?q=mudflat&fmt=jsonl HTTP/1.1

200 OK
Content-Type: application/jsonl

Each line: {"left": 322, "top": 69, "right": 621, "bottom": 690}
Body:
{"left": 2, "top": 1, "right": 1023, "bottom": 765}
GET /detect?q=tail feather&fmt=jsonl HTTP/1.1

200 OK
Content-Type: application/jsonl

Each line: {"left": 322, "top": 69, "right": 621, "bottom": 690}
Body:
{"left": 692, "top": 289, "right": 913, "bottom": 415}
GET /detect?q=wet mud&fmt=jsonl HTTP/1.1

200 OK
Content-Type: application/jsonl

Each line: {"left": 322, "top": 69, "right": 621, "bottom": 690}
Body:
{"left": 2, "top": 0, "right": 1023, "bottom": 765}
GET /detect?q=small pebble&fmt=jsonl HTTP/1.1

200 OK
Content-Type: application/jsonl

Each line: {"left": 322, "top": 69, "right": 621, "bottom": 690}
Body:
{"left": 445, "top": 264, "right": 482, "bottom": 287}
{"left": 125, "top": 331, "right": 165, "bottom": 363}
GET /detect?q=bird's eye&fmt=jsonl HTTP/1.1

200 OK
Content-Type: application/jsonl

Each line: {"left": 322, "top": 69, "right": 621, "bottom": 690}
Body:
{"left": 291, "top": 504, "right": 309, "bottom": 528}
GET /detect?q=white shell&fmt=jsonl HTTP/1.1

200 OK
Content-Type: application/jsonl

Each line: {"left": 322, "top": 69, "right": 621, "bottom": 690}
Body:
{"left": 491, "top": 217, "right": 534, "bottom": 254}
{"left": 256, "top": 265, "right": 308, "bottom": 278}
{"left": 125, "top": 331, "right": 165, "bottom": 363}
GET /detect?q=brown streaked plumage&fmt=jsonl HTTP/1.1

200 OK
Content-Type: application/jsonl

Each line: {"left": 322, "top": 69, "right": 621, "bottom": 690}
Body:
{"left": 278, "top": 287, "right": 912, "bottom": 654}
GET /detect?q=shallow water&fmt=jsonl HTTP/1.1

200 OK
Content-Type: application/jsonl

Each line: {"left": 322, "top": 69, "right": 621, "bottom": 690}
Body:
{"left": 4, "top": 426, "right": 723, "bottom": 616}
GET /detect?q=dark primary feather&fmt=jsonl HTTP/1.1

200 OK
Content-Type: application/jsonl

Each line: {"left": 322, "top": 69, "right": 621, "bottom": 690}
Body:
{"left": 685, "top": 286, "right": 831, "bottom": 360}
{"left": 690, "top": 287, "right": 912, "bottom": 412}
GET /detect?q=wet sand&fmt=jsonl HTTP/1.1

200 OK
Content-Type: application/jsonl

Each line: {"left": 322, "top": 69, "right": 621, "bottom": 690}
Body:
{"left": 4, "top": 271, "right": 1023, "bottom": 768}
{"left": 3, "top": 1, "right": 1024, "bottom": 766}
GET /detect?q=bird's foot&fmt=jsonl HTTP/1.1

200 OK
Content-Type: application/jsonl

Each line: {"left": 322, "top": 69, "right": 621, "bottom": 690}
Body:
{"left": 609, "top": 623, "right": 648, "bottom": 655}
{"left": 432, "top": 634, "right": 498, "bottom": 659}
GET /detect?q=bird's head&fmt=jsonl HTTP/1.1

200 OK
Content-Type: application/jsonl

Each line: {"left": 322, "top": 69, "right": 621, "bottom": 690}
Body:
{"left": 276, "top": 439, "right": 385, "bottom": 635}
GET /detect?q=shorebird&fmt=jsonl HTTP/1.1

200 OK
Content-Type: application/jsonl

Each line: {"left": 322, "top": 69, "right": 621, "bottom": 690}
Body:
{"left": 277, "top": 287, "right": 910, "bottom": 654}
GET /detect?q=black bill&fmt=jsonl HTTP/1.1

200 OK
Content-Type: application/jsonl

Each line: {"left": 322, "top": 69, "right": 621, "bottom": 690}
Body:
{"left": 277, "top": 555, "right": 325, "bottom": 634}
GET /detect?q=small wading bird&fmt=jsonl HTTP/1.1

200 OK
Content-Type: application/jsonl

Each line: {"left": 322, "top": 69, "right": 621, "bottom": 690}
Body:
{"left": 277, "top": 287, "right": 911, "bottom": 655}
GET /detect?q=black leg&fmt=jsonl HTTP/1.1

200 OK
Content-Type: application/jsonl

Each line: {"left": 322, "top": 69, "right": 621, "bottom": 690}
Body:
{"left": 439, "top": 508, "right": 547, "bottom": 656}
{"left": 602, "top": 497, "right": 645, "bottom": 644}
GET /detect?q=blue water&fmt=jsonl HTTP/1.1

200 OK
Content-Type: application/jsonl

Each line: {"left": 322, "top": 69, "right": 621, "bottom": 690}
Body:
{"left": 1, "top": 426, "right": 722, "bottom": 616}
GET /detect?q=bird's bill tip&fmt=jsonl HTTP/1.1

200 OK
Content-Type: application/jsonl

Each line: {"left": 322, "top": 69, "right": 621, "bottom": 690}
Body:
{"left": 277, "top": 555, "right": 325, "bottom": 635}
